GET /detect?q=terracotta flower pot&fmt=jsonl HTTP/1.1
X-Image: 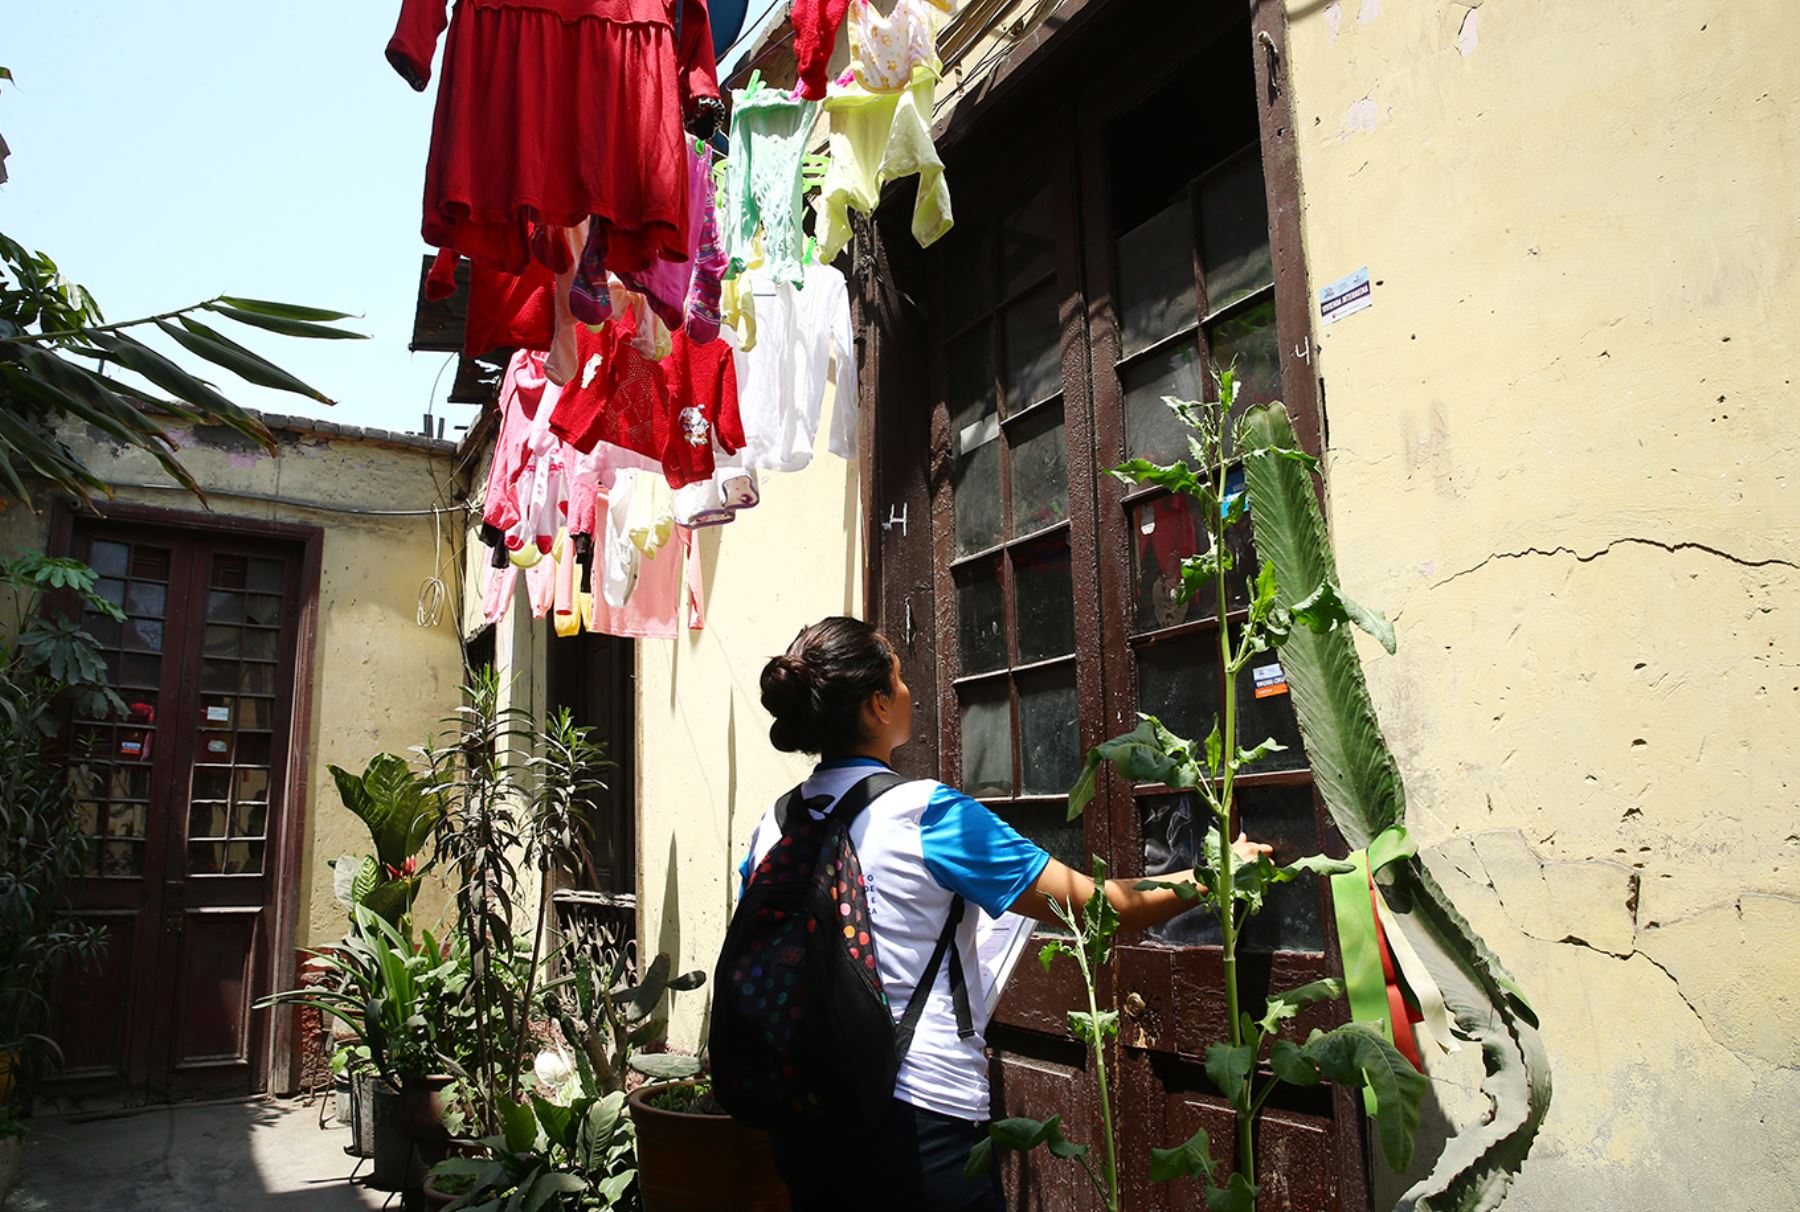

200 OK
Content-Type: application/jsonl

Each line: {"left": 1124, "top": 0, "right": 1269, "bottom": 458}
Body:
{"left": 400, "top": 1074, "right": 456, "bottom": 1144}
{"left": 627, "top": 1081, "right": 790, "bottom": 1212}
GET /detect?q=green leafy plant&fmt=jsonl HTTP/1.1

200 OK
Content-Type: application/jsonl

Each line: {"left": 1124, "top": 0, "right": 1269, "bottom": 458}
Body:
{"left": 0, "top": 557, "right": 113, "bottom": 1109}
{"left": 1054, "top": 375, "right": 1426, "bottom": 1209}
{"left": 428, "top": 1089, "right": 637, "bottom": 1211}
{"left": 327, "top": 751, "right": 442, "bottom": 928}
{"left": 548, "top": 951, "right": 706, "bottom": 1098}
{"left": 0, "top": 223, "right": 366, "bottom": 510}
{"left": 1237, "top": 400, "right": 1550, "bottom": 1211}
{"left": 965, "top": 858, "right": 1122, "bottom": 1209}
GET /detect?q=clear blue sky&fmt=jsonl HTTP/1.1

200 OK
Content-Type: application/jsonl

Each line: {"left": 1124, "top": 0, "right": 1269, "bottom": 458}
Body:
{"left": 4, "top": 3, "right": 473, "bottom": 438}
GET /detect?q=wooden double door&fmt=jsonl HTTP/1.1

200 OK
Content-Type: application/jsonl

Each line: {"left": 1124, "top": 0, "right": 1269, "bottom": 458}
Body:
{"left": 50, "top": 520, "right": 305, "bottom": 1109}
{"left": 859, "top": 2, "right": 1369, "bottom": 1207}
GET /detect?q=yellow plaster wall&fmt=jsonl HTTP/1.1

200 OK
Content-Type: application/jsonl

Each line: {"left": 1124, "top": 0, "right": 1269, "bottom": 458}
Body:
{"left": 1280, "top": 1, "right": 1800, "bottom": 1203}
{"left": 635, "top": 384, "right": 864, "bottom": 1050}
{"left": 0, "top": 421, "right": 467, "bottom": 950}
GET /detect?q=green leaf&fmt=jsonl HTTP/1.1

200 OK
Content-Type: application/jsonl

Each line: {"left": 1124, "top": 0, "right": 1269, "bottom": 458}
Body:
{"left": 1045, "top": 1132, "right": 1089, "bottom": 1161}
{"left": 1205, "top": 1172, "right": 1259, "bottom": 1212}
{"left": 1177, "top": 550, "right": 1223, "bottom": 604}
{"left": 1038, "top": 941, "right": 1072, "bottom": 974}
{"left": 1149, "top": 1126, "right": 1216, "bottom": 1183}
{"left": 1276, "top": 854, "right": 1358, "bottom": 881}
{"left": 161, "top": 316, "right": 334, "bottom": 402}
{"left": 1256, "top": 977, "right": 1346, "bottom": 1035}
{"left": 497, "top": 1097, "right": 540, "bottom": 1154}
{"left": 666, "top": 969, "right": 707, "bottom": 992}
{"left": 530, "top": 1095, "right": 574, "bottom": 1148}
{"left": 1204, "top": 1042, "right": 1254, "bottom": 1105}
{"left": 963, "top": 1137, "right": 994, "bottom": 1181}
{"left": 1066, "top": 749, "right": 1102, "bottom": 820}
{"left": 205, "top": 301, "right": 367, "bottom": 339}
{"left": 350, "top": 856, "right": 381, "bottom": 909}
{"left": 1132, "top": 878, "right": 1201, "bottom": 900}
{"left": 628, "top": 1053, "right": 702, "bottom": 1081}
{"left": 988, "top": 1115, "right": 1060, "bottom": 1153}
{"left": 215, "top": 295, "right": 360, "bottom": 322}
{"left": 1203, "top": 720, "right": 1222, "bottom": 775}
{"left": 1303, "top": 1022, "right": 1428, "bottom": 1172}
{"left": 1066, "top": 1010, "right": 1119, "bottom": 1047}
{"left": 1235, "top": 737, "right": 1288, "bottom": 768}
{"left": 616, "top": 954, "right": 673, "bottom": 1022}
{"left": 1112, "top": 457, "right": 1207, "bottom": 501}
{"left": 1244, "top": 402, "right": 1552, "bottom": 1208}
{"left": 87, "top": 331, "right": 271, "bottom": 444}
{"left": 1289, "top": 581, "right": 1398, "bottom": 656}
{"left": 1269, "top": 1038, "right": 1320, "bottom": 1086}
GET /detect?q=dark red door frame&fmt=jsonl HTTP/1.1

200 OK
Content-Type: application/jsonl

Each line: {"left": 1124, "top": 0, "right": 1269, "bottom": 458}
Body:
{"left": 51, "top": 498, "right": 325, "bottom": 1095}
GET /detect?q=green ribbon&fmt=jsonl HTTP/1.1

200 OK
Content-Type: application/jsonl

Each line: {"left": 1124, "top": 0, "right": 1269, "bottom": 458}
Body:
{"left": 1328, "top": 824, "right": 1417, "bottom": 1115}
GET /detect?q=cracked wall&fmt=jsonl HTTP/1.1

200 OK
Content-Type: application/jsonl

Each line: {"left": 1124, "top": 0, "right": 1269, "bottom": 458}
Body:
{"left": 1282, "top": 0, "right": 1800, "bottom": 1205}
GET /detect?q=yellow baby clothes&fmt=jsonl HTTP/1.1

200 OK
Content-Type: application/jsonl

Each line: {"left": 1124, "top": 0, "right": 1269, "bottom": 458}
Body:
{"left": 849, "top": 0, "right": 939, "bottom": 93}
{"left": 720, "top": 272, "right": 757, "bottom": 352}
{"left": 814, "top": 63, "right": 954, "bottom": 262}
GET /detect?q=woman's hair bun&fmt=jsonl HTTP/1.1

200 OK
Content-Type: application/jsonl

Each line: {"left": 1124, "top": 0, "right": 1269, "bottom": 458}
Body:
{"left": 760, "top": 618, "right": 895, "bottom": 755}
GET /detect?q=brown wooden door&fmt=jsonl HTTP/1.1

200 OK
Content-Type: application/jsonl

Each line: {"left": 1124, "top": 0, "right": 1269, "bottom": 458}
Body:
{"left": 868, "top": 4, "right": 1369, "bottom": 1207}
{"left": 52, "top": 523, "right": 304, "bottom": 1109}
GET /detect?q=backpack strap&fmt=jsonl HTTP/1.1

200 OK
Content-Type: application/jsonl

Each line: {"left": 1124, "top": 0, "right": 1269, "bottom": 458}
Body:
{"left": 892, "top": 895, "right": 977, "bottom": 1062}
{"left": 774, "top": 769, "right": 910, "bottom": 833}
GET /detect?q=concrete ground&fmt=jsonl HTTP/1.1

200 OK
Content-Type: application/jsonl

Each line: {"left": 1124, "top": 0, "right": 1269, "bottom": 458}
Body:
{"left": 8, "top": 1097, "right": 385, "bottom": 1210}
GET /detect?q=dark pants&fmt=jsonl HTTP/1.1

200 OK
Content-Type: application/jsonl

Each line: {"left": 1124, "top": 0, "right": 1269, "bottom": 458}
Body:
{"left": 771, "top": 1098, "right": 1006, "bottom": 1212}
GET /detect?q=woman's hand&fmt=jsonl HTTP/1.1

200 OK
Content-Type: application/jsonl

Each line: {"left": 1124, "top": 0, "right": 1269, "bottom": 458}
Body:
{"left": 1230, "top": 831, "right": 1273, "bottom": 865}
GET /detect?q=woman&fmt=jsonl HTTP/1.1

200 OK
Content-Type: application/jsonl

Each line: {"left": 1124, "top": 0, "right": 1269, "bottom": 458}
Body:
{"left": 739, "top": 616, "right": 1269, "bottom": 1211}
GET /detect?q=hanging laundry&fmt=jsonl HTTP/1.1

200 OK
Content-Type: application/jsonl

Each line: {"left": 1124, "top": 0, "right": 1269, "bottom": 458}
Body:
{"left": 728, "top": 261, "right": 859, "bottom": 471}
{"left": 589, "top": 489, "right": 706, "bottom": 637}
{"left": 481, "top": 349, "right": 561, "bottom": 537}
{"left": 387, "top": 0, "right": 721, "bottom": 278}
{"left": 847, "top": 0, "right": 938, "bottom": 92}
{"left": 550, "top": 309, "right": 746, "bottom": 488}
{"left": 619, "top": 140, "right": 729, "bottom": 342}
{"left": 722, "top": 89, "right": 821, "bottom": 286}
{"left": 673, "top": 463, "right": 760, "bottom": 528}
{"left": 813, "top": 63, "right": 953, "bottom": 261}
{"left": 792, "top": 0, "right": 851, "bottom": 101}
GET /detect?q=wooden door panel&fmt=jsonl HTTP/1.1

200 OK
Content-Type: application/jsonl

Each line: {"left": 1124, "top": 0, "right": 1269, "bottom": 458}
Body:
{"left": 990, "top": 1047, "right": 1096, "bottom": 1212}
{"left": 47, "top": 910, "right": 137, "bottom": 1083}
{"left": 169, "top": 907, "right": 260, "bottom": 1070}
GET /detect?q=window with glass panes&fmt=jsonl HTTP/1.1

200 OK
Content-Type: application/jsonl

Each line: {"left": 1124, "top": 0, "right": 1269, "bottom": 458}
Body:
{"left": 938, "top": 176, "right": 1088, "bottom": 872}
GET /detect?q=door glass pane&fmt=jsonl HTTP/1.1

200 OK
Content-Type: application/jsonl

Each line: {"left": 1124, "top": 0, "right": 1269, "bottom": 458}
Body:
{"left": 204, "top": 625, "right": 239, "bottom": 657}
{"left": 1233, "top": 642, "right": 1307, "bottom": 774}
{"left": 1142, "top": 792, "right": 1221, "bottom": 946}
{"left": 86, "top": 611, "right": 124, "bottom": 647}
{"left": 243, "top": 629, "right": 278, "bottom": 661}
{"left": 238, "top": 698, "right": 273, "bottom": 730}
{"left": 101, "top": 840, "right": 145, "bottom": 877}
{"left": 1238, "top": 784, "right": 1326, "bottom": 952}
{"left": 89, "top": 540, "right": 129, "bottom": 577}
{"left": 246, "top": 595, "right": 281, "bottom": 627}
{"left": 190, "top": 802, "right": 229, "bottom": 840}
{"left": 993, "top": 801, "right": 1084, "bottom": 871}
{"left": 1123, "top": 340, "right": 1204, "bottom": 465}
{"left": 959, "top": 683, "right": 1012, "bottom": 798}
{"left": 1135, "top": 633, "right": 1222, "bottom": 756}
{"left": 942, "top": 225, "right": 995, "bottom": 334}
{"left": 222, "top": 840, "right": 266, "bottom": 875}
{"left": 1001, "top": 283, "right": 1062, "bottom": 413}
{"left": 1018, "top": 666, "right": 1079, "bottom": 796}
{"left": 1008, "top": 402, "right": 1067, "bottom": 538}
{"left": 124, "top": 618, "right": 164, "bottom": 653}
{"left": 1207, "top": 297, "right": 1281, "bottom": 439}
{"left": 125, "top": 582, "right": 166, "bottom": 618}
{"left": 1199, "top": 151, "right": 1273, "bottom": 313}
{"left": 239, "top": 663, "right": 276, "bottom": 695}
{"left": 949, "top": 325, "right": 1003, "bottom": 556}
{"left": 249, "top": 558, "right": 285, "bottom": 593}
{"left": 106, "top": 802, "right": 147, "bottom": 841}
{"left": 212, "top": 554, "right": 248, "bottom": 590}
{"left": 1130, "top": 488, "right": 1257, "bottom": 633}
{"left": 96, "top": 578, "right": 127, "bottom": 608}
{"left": 1001, "top": 184, "right": 1055, "bottom": 295}
{"left": 192, "top": 767, "right": 231, "bottom": 801}
{"left": 1013, "top": 532, "right": 1074, "bottom": 664}
{"left": 955, "top": 558, "right": 1006, "bottom": 675}
{"left": 188, "top": 842, "right": 224, "bottom": 875}
{"left": 232, "top": 801, "right": 270, "bottom": 840}
{"left": 206, "top": 591, "right": 245, "bottom": 623}
{"left": 1117, "top": 196, "right": 1195, "bottom": 357}
{"left": 202, "top": 660, "right": 236, "bottom": 693}
{"left": 234, "top": 767, "right": 271, "bottom": 805}
{"left": 120, "top": 654, "right": 160, "bottom": 687}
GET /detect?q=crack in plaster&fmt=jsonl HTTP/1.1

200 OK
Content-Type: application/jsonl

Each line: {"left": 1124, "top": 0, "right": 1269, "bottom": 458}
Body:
{"left": 1432, "top": 536, "right": 1799, "bottom": 589}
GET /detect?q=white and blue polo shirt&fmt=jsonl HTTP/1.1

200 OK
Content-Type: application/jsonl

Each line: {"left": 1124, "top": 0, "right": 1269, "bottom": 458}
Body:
{"left": 738, "top": 758, "right": 1051, "bottom": 1122}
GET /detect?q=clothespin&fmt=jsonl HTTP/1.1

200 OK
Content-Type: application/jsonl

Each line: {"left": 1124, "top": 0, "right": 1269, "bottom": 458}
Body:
{"left": 802, "top": 235, "right": 818, "bottom": 265}
{"left": 745, "top": 69, "right": 764, "bottom": 98}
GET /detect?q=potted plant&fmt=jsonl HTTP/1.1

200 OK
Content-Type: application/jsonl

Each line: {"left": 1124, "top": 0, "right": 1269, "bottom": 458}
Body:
{"left": 627, "top": 1074, "right": 789, "bottom": 1212}
{"left": 0, "top": 557, "right": 116, "bottom": 1182}
{"left": 426, "top": 1089, "right": 636, "bottom": 1211}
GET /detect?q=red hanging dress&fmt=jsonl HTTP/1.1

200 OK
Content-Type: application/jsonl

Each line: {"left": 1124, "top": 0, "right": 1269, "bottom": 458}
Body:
{"left": 388, "top": 0, "right": 720, "bottom": 277}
